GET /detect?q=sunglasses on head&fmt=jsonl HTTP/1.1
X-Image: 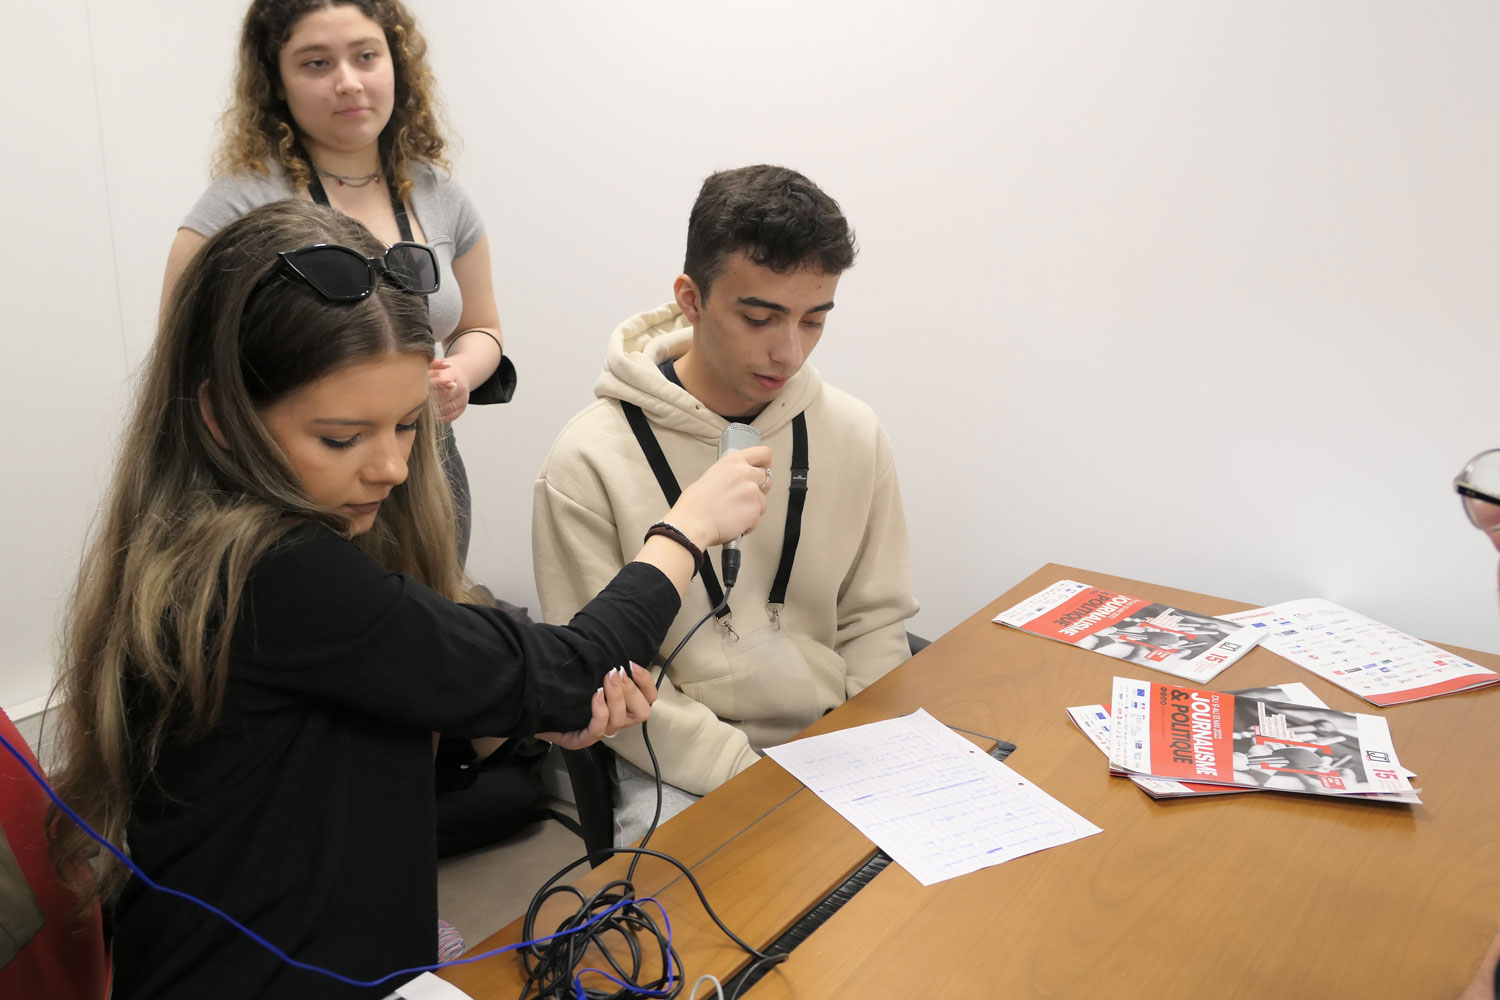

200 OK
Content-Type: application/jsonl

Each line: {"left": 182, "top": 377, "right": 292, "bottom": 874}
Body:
{"left": 254, "top": 242, "right": 440, "bottom": 301}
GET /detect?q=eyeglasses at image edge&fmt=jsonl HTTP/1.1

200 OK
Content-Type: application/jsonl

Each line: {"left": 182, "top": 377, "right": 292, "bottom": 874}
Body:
{"left": 1455, "top": 449, "right": 1500, "bottom": 528}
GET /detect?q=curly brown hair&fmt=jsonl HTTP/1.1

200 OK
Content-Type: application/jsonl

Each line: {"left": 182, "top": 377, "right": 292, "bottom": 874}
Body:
{"left": 213, "top": 0, "right": 450, "bottom": 200}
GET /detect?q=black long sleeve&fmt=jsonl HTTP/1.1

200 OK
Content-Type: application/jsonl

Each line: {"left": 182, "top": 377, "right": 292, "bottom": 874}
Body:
{"left": 113, "top": 524, "right": 680, "bottom": 999}
{"left": 232, "top": 524, "right": 678, "bottom": 737}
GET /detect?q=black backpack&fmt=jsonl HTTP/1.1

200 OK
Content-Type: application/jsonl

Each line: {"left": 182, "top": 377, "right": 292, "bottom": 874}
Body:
{"left": 434, "top": 733, "right": 552, "bottom": 857}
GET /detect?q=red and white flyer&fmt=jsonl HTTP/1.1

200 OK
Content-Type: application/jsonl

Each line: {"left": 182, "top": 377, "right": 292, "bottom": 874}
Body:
{"left": 1107, "top": 676, "right": 1419, "bottom": 802}
{"left": 1066, "top": 683, "right": 1327, "bottom": 799}
{"left": 1220, "top": 599, "right": 1498, "bottom": 706}
{"left": 993, "top": 580, "right": 1258, "bottom": 684}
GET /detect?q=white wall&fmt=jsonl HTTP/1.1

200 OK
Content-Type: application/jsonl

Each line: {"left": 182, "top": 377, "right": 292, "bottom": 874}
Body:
{"left": 3, "top": 0, "right": 1497, "bottom": 714}
{"left": 0, "top": 0, "right": 136, "bottom": 714}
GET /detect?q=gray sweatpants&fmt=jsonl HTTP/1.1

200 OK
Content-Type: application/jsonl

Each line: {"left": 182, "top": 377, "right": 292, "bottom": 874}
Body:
{"left": 612, "top": 756, "right": 701, "bottom": 847}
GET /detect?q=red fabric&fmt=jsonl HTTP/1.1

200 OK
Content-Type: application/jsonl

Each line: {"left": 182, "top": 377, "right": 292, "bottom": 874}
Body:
{"left": 0, "top": 709, "right": 109, "bottom": 998}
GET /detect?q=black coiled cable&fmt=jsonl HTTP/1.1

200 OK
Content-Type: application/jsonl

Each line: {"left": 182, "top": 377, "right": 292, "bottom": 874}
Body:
{"left": 516, "top": 581, "right": 786, "bottom": 999}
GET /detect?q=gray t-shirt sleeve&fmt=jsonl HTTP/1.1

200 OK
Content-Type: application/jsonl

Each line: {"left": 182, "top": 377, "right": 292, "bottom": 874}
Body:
{"left": 434, "top": 171, "right": 485, "bottom": 258}
{"left": 181, "top": 171, "right": 296, "bottom": 238}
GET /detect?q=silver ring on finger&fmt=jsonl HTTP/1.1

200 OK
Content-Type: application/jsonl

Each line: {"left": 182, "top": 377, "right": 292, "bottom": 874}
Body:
{"left": 762, "top": 468, "right": 773, "bottom": 490}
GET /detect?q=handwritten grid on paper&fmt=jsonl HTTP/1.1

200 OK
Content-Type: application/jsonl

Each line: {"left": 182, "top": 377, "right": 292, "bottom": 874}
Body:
{"left": 764, "top": 709, "right": 1100, "bottom": 886}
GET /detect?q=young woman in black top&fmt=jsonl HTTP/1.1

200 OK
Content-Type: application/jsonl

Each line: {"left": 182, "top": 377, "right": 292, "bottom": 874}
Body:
{"left": 48, "top": 200, "right": 771, "bottom": 999}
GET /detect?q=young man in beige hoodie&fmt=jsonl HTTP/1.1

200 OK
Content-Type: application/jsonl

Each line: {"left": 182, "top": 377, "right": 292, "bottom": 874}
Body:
{"left": 533, "top": 165, "right": 918, "bottom": 843}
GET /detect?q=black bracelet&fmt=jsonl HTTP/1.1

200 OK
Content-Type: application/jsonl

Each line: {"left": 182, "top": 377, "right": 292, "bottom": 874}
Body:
{"left": 447, "top": 327, "right": 503, "bottom": 356}
{"left": 644, "top": 521, "right": 703, "bottom": 579}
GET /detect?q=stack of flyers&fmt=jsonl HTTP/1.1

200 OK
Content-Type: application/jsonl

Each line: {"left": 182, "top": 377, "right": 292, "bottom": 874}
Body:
{"left": 1220, "top": 599, "right": 1498, "bottom": 706}
{"left": 994, "top": 580, "right": 1258, "bottom": 684}
{"left": 1105, "top": 676, "right": 1420, "bottom": 804}
{"left": 1066, "top": 683, "right": 1328, "bottom": 799}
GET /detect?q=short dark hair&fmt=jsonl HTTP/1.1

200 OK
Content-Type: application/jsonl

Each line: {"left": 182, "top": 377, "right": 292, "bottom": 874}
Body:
{"left": 683, "top": 165, "right": 857, "bottom": 299}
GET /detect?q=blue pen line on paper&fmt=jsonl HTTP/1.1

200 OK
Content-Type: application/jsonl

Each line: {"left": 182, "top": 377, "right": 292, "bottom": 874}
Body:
{"left": 762, "top": 708, "right": 1103, "bottom": 887}
{"left": 914, "top": 777, "right": 983, "bottom": 796}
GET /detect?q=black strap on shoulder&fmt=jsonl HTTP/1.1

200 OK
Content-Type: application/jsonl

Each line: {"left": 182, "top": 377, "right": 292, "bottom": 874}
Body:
{"left": 620, "top": 401, "right": 680, "bottom": 505}
{"left": 388, "top": 179, "right": 414, "bottom": 243}
{"left": 768, "top": 413, "right": 808, "bottom": 608}
{"left": 307, "top": 171, "right": 331, "bottom": 208}
{"left": 620, "top": 402, "right": 726, "bottom": 617}
{"left": 305, "top": 169, "right": 414, "bottom": 243}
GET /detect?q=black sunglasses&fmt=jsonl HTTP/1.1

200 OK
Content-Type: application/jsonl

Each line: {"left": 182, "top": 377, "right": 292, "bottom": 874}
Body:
{"left": 255, "top": 242, "right": 440, "bottom": 301}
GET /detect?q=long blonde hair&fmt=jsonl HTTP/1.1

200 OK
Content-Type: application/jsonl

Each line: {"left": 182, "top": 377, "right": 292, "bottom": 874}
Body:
{"left": 213, "top": 0, "right": 450, "bottom": 200}
{"left": 49, "top": 200, "right": 466, "bottom": 898}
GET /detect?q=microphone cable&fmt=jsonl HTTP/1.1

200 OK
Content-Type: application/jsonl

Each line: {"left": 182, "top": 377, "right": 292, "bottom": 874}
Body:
{"left": 0, "top": 538, "right": 783, "bottom": 996}
{"left": 0, "top": 728, "right": 649, "bottom": 993}
{"left": 517, "top": 583, "right": 787, "bottom": 998}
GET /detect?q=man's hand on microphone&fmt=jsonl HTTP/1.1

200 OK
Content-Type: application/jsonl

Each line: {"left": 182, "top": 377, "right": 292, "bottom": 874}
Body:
{"left": 671, "top": 445, "right": 773, "bottom": 549}
{"left": 631, "top": 446, "right": 771, "bottom": 595}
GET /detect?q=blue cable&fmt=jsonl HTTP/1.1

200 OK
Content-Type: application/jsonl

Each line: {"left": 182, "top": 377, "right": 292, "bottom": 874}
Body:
{"left": 576, "top": 897, "right": 678, "bottom": 998}
{"left": 0, "top": 728, "right": 649, "bottom": 993}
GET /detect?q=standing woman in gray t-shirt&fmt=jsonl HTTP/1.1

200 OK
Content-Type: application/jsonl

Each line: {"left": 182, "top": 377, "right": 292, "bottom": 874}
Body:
{"left": 162, "top": 0, "right": 513, "bottom": 565}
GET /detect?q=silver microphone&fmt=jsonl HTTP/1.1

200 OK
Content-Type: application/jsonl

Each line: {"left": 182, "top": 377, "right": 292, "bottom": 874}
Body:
{"left": 717, "top": 423, "right": 760, "bottom": 587}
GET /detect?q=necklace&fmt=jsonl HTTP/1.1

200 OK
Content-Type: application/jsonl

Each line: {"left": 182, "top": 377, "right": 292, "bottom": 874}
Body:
{"left": 312, "top": 163, "right": 380, "bottom": 188}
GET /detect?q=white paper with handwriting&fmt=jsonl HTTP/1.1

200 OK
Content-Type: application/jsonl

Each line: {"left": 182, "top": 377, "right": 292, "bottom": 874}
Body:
{"left": 765, "top": 709, "right": 1100, "bottom": 886}
{"left": 387, "top": 972, "right": 476, "bottom": 1000}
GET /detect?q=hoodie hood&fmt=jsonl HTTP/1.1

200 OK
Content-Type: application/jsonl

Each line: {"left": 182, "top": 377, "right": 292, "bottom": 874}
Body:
{"left": 594, "top": 301, "right": 823, "bottom": 444}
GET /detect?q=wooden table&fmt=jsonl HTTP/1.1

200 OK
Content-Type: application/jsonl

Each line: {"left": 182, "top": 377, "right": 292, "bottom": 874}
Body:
{"left": 442, "top": 564, "right": 1500, "bottom": 999}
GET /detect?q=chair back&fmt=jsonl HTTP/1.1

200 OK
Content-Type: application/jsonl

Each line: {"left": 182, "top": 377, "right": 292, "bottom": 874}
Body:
{"left": 0, "top": 709, "right": 110, "bottom": 998}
